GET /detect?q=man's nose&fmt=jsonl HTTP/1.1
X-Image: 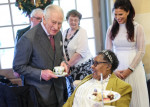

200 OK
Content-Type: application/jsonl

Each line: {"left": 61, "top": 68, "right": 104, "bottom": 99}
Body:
{"left": 53, "top": 23, "right": 60, "bottom": 30}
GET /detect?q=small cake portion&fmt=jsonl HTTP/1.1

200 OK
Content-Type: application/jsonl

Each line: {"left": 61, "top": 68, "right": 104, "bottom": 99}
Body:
{"left": 107, "top": 91, "right": 114, "bottom": 100}
{"left": 103, "top": 98, "right": 110, "bottom": 102}
{"left": 92, "top": 89, "right": 114, "bottom": 102}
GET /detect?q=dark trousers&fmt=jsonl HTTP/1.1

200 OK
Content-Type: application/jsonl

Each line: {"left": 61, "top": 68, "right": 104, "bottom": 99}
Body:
{"left": 36, "top": 82, "right": 59, "bottom": 107}
{"left": 38, "top": 102, "right": 58, "bottom": 107}
{"left": 37, "top": 78, "right": 67, "bottom": 107}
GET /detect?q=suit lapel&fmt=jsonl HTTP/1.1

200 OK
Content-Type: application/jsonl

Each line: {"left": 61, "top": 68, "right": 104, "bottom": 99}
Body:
{"left": 54, "top": 34, "right": 60, "bottom": 56}
{"left": 37, "top": 24, "right": 55, "bottom": 61}
{"left": 53, "top": 32, "right": 63, "bottom": 66}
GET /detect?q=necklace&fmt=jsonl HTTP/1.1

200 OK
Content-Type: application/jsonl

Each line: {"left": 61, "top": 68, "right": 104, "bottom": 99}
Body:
{"left": 67, "top": 29, "right": 77, "bottom": 39}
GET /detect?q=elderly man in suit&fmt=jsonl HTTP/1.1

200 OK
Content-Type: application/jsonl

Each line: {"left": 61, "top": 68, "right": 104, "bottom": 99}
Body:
{"left": 13, "top": 5, "right": 68, "bottom": 107}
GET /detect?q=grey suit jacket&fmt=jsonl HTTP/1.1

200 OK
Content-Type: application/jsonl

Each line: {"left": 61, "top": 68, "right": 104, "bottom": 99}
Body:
{"left": 15, "top": 25, "right": 31, "bottom": 85}
{"left": 16, "top": 25, "right": 31, "bottom": 42}
{"left": 13, "top": 23, "right": 65, "bottom": 106}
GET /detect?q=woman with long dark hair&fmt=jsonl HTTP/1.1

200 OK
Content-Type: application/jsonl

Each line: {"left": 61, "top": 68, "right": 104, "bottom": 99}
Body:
{"left": 105, "top": 0, "right": 149, "bottom": 106}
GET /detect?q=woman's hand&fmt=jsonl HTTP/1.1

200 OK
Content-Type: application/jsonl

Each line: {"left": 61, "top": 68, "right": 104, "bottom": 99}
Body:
{"left": 60, "top": 61, "right": 69, "bottom": 74}
{"left": 115, "top": 69, "right": 132, "bottom": 80}
{"left": 114, "top": 70, "right": 124, "bottom": 79}
{"left": 121, "top": 69, "right": 132, "bottom": 79}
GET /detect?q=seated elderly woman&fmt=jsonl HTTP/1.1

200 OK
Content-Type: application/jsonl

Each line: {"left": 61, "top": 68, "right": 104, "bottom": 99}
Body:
{"left": 63, "top": 50, "right": 132, "bottom": 107}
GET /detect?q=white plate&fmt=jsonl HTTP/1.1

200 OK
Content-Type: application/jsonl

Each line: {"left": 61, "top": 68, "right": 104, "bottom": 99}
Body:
{"left": 88, "top": 90, "right": 121, "bottom": 104}
{"left": 55, "top": 72, "right": 68, "bottom": 77}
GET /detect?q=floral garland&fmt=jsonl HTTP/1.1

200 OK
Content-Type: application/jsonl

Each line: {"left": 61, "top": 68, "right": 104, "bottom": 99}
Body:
{"left": 15, "top": 0, "right": 54, "bottom": 16}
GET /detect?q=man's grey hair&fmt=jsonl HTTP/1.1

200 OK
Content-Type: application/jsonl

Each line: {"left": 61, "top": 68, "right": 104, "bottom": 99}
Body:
{"left": 30, "top": 8, "right": 44, "bottom": 17}
{"left": 44, "top": 5, "right": 64, "bottom": 20}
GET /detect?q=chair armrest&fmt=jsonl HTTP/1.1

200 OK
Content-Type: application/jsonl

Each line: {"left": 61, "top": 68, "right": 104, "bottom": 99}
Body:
{"left": 73, "top": 80, "right": 82, "bottom": 88}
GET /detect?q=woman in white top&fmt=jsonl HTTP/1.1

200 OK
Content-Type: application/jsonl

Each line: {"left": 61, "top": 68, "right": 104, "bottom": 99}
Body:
{"left": 63, "top": 10, "right": 93, "bottom": 97}
{"left": 105, "top": 0, "right": 149, "bottom": 107}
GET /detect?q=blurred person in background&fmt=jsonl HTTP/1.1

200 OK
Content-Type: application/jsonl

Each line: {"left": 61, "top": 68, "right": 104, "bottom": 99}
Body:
{"left": 15, "top": 8, "right": 44, "bottom": 42}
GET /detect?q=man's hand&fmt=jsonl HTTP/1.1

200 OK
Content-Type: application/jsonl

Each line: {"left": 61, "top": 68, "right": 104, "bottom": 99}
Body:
{"left": 41, "top": 69, "right": 58, "bottom": 81}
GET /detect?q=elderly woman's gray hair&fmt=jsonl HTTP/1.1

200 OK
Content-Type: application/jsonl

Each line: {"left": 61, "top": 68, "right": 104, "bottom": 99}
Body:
{"left": 66, "top": 9, "right": 82, "bottom": 20}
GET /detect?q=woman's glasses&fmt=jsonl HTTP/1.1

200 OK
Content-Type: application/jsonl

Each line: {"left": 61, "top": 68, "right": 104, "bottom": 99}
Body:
{"left": 68, "top": 19, "right": 79, "bottom": 23}
{"left": 93, "top": 61, "right": 107, "bottom": 67}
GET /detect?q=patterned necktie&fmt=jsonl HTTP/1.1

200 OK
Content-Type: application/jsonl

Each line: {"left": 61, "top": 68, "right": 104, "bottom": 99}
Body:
{"left": 49, "top": 35, "right": 55, "bottom": 51}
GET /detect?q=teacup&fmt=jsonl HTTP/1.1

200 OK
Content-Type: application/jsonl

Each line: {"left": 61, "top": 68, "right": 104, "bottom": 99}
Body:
{"left": 54, "top": 66, "right": 64, "bottom": 75}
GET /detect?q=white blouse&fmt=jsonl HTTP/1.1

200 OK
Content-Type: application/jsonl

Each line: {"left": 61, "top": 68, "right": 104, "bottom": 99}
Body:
{"left": 72, "top": 75, "right": 111, "bottom": 107}
{"left": 105, "top": 22, "right": 145, "bottom": 70}
{"left": 62, "top": 27, "right": 93, "bottom": 66}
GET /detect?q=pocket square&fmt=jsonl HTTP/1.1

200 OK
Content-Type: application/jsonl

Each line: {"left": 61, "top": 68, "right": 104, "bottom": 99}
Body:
{"left": 60, "top": 41, "right": 63, "bottom": 46}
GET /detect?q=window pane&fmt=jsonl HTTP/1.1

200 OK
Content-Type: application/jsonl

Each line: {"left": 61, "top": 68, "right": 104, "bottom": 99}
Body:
{"left": 11, "top": 4, "right": 29, "bottom": 25}
{"left": 0, "top": 0, "right": 8, "bottom": 3}
{"left": 0, "top": 27, "right": 14, "bottom": 48}
{"left": 88, "top": 39, "right": 96, "bottom": 57}
{"left": 80, "top": 19, "right": 94, "bottom": 38}
{"left": 76, "top": 0, "right": 93, "bottom": 18}
{"left": 10, "top": 0, "right": 16, "bottom": 3}
{"left": 14, "top": 25, "right": 29, "bottom": 38}
{"left": 0, "top": 5, "right": 11, "bottom": 26}
{"left": 0, "top": 48, "right": 14, "bottom": 69}
{"left": 60, "top": 0, "right": 76, "bottom": 19}
{"left": 53, "top": 0, "right": 59, "bottom": 5}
